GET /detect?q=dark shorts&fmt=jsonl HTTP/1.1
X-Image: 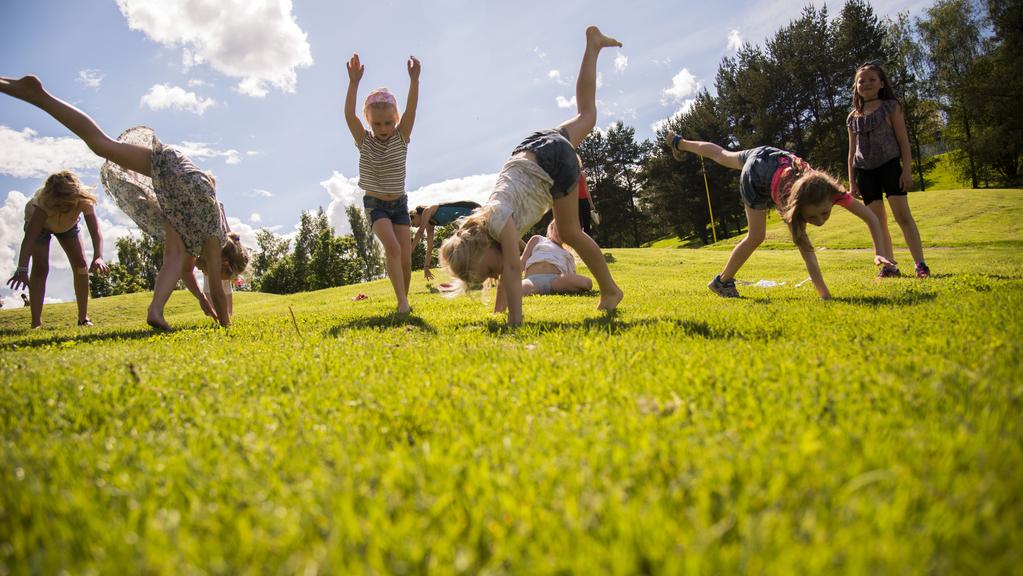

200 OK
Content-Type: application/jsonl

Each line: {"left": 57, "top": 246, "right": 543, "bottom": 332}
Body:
{"left": 855, "top": 156, "right": 905, "bottom": 205}
{"left": 736, "top": 146, "right": 788, "bottom": 210}
{"left": 364, "top": 195, "right": 411, "bottom": 226}
{"left": 27, "top": 220, "right": 80, "bottom": 245}
{"left": 513, "top": 127, "right": 580, "bottom": 199}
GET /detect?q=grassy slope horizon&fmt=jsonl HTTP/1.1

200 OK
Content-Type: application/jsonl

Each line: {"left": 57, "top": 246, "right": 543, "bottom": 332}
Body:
{"left": 1, "top": 188, "right": 1021, "bottom": 574}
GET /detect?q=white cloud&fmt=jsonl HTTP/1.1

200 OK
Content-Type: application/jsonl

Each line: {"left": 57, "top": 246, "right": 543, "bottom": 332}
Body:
{"left": 556, "top": 95, "right": 577, "bottom": 109}
{"left": 662, "top": 68, "right": 701, "bottom": 106}
{"left": 0, "top": 126, "right": 103, "bottom": 179}
{"left": 249, "top": 188, "right": 273, "bottom": 198}
{"left": 727, "top": 29, "right": 743, "bottom": 52}
{"left": 614, "top": 52, "right": 629, "bottom": 73}
{"left": 187, "top": 78, "right": 210, "bottom": 87}
{"left": 117, "top": 0, "right": 313, "bottom": 97}
{"left": 548, "top": 69, "right": 568, "bottom": 85}
{"left": 407, "top": 174, "right": 497, "bottom": 212}
{"left": 651, "top": 57, "right": 673, "bottom": 66}
{"left": 650, "top": 101, "right": 698, "bottom": 136}
{"left": 249, "top": 212, "right": 262, "bottom": 223}
{"left": 77, "top": 69, "right": 105, "bottom": 89}
{"left": 596, "top": 72, "right": 604, "bottom": 89}
{"left": 174, "top": 141, "right": 241, "bottom": 164}
{"left": 320, "top": 171, "right": 363, "bottom": 237}
{"left": 140, "top": 84, "right": 217, "bottom": 115}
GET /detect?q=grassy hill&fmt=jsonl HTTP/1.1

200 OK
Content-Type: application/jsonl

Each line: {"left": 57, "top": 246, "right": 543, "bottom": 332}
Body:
{"left": 1, "top": 189, "right": 1021, "bottom": 574}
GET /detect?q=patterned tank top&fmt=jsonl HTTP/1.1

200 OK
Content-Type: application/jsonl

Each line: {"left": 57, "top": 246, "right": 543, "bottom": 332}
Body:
{"left": 848, "top": 100, "right": 901, "bottom": 170}
{"left": 358, "top": 131, "right": 408, "bottom": 200}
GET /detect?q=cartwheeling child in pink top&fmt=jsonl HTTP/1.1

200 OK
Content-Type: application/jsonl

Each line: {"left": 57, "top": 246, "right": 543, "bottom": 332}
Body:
{"left": 666, "top": 135, "right": 893, "bottom": 300}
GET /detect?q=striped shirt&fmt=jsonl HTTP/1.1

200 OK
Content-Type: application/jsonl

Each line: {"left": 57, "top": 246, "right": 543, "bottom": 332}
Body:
{"left": 358, "top": 131, "right": 408, "bottom": 200}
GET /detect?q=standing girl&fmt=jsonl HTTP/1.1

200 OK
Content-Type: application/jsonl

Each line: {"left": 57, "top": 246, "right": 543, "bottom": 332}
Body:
{"left": 666, "top": 134, "right": 893, "bottom": 300}
{"left": 7, "top": 170, "right": 109, "bottom": 327}
{"left": 847, "top": 62, "right": 930, "bottom": 278}
{"left": 344, "top": 54, "right": 420, "bottom": 314}
{"left": 439, "top": 26, "right": 624, "bottom": 326}
{"left": 0, "top": 75, "right": 249, "bottom": 330}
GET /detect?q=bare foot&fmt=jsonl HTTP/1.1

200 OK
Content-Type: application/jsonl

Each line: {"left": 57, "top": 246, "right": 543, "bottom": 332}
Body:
{"left": 597, "top": 288, "right": 624, "bottom": 312}
{"left": 0, "top": 75, "right": 44, "bottom": 102}
{"left": 146, "top": 309, "right": 171, "bottom": 331}
{"left": 397, "top": 304, "right": 412, "bottom": 316}
{"left": 586, "top": 26, "right": 622, "bottom": 50}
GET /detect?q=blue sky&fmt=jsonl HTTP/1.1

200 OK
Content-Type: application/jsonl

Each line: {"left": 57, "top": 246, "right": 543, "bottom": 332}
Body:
{"left": 0, "top": 0, "right": 929, "bottom": 305}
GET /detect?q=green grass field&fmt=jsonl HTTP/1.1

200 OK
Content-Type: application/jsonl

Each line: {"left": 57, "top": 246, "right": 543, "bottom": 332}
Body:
{"left": 2, "top": 189, "right": 1021, "bottom": 574}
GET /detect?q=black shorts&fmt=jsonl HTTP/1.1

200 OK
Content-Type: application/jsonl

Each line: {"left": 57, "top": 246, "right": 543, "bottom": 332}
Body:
{"left": 855, "top": 157, "right": 905, "bottom": 205}
{"left": 512, "top": 127, "right": 580, "bottom": 199}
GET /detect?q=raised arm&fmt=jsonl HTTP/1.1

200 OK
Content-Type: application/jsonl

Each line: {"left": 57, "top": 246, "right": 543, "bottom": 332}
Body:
{"left": 890, "top": 102, "right": 914, "bottom": 191}
{"left": 843, "top": 200, "right": 894, "bottom": 267}
{"left": 397, "top": 56, "right": 420, "bottom": 143}
{"left": 344, "top": 54, "right": 366, "bottom": 147}
{"left": 496, "top": 219, "right": 523, "bottom": 325}
{"left": 82, "top": 211, "right": 108, "bottom": 273}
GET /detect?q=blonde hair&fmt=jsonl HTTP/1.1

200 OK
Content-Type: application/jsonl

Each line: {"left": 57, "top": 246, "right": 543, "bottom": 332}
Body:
{"left": 438, "top": 209, "right": 497, "bottom": 295}
{"left": 35, "top": 170, "right": 96, "bottom": 215}
{"left": 778, "top": 170, "right": 844, "bottom": 249}
{"left": 198, "top": 232, "right": 250, "bottom": 280}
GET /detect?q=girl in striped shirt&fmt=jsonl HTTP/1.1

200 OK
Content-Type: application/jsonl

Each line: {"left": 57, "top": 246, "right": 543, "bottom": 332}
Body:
{"left": 344, "top": 54, "right": 421, "bottom": 315}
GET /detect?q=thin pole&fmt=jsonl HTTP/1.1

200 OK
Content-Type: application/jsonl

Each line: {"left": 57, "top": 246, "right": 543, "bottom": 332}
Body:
{"left": 700, "top": 155, "right": 717, "bottom": 243}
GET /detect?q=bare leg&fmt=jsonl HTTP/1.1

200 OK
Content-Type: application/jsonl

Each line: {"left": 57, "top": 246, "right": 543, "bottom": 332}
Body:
{"left": 866, "top": 200, "right": 895, "bottom": 263}
{"left": 551, "top": 274, "right": 593, "bottom": 294}
{"left": 395, "top": 224, "right": 412, "bottom": 297}
{"left": 887, "top": 196, "right": 925, "bottom": 264}
{"left": 27, "top": 239, "right": 49, "bottom": 328}
{"left": 558, "top": 27, "right": 621, "bottom": 148}
{"left": 552, "top": 192, "right": 622, "bottom": 311}
{"left": 147, "top": 225, "right": 186, "bottom": 330}
{"left": 0, "top": 75, "right": 152, "bottom": 176}
{"left": 56, "top": 232, "right": 90, "bottom": 323}
{"left": 670, "top": 136, "right": 744, "bottom": 170}
{"left": 372, "top": 219, "right": 411, "bottom": 313}
{"left": 720, "top": 207, "right": 768, "bottom": 281}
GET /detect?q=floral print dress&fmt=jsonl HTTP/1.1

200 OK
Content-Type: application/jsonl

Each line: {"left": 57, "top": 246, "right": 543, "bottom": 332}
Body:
{"left": 101, "top": 126, "right": 226, "bottom": 256}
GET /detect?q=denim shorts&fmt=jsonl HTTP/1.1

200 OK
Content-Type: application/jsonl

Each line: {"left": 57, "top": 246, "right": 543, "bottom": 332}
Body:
{"left": 26, "top": 219, "right": 80, "bottom": 245}
{"left": 512, "top": 127, "right": 579, "bottom": 199}
{"left": 526, "top": 273, "right": 559, "bottom": 295}
{"left": 363, "top": 195, "right": 411, "bottom": 226}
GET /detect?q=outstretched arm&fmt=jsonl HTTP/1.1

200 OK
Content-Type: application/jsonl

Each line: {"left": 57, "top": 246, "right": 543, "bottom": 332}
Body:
{"left": 83, "top": 211, "right": 108, "bottom": 274}
{"left": 180, "top": 257, "right": 217, "bottom": 321}
{"left": 202, "top": 238, "right": 230, "bottom": 327}
{"left": 847, "top": 124, "right": 860, "bottom": 199}
{"left": 797, "top": 244, "right": 831, "bottom": 300}
{"left": 344, "top": 54, "right": 366, "bottom": 147}
{"left": 6, "top": 209, "right": 46, "bottom": 290}
{"left": 844, "top": 200, "right": 894, "bottom": 267}
{"left": 496, "top": 219, "right": 523, "bottom": 325}
{"left": 398, "top": 56, "right": 420, "bottom": 143}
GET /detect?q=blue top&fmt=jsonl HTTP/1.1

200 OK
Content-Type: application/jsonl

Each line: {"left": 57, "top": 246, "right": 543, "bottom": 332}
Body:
{"left": 424, "top": 201, "right": 480, "bottom": 226}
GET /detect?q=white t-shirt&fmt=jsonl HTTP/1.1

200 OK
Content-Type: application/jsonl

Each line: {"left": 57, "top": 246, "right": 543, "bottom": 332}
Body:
{"left": 484, "top": 157, "right": 554, "bottom": 241}
{"left": 525, "top": 237, "right": 576, "bottom": 275}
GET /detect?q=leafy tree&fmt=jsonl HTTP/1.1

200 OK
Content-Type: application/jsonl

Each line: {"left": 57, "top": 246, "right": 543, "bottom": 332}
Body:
{"left": 918, "top": 0, "right": 984, "bottom": 187}
{"left": 250, "top": 229, "right": 290, "bottom": 290}
{"left": 578, "top": 122, "right": 653, "bottom": 247}
{"left": 346, "top": 204, "right": 383, "bottom": 281}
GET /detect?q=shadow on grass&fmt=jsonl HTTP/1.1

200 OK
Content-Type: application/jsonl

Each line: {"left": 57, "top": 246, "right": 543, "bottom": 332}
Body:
{"left": 326, "top": 313, "right": 437, "bottom": 336}
{"left": 0, "top": 327, "right": 168, "bottom": 351}
{"left": 832, "top": 292, "right": 937, "bottom": 306}
{"left": 467, "top": 315, "right": 779, "bottom": 340}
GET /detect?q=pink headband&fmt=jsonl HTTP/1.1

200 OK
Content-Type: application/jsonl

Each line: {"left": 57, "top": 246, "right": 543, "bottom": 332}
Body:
{"left": 365, "top": 88, "right": 397, "bottom": 108}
